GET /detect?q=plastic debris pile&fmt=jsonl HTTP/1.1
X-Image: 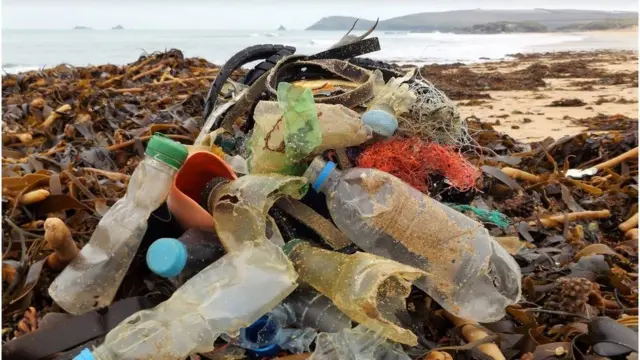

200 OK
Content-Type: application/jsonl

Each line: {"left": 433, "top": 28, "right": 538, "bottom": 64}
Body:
{"left": 2, "top": 31, "right": 638, "bottom": 360}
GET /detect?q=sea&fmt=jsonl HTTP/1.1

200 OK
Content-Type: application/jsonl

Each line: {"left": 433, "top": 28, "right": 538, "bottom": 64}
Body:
{"left": 2, "top": 29, "right": 638, "bottom": 74}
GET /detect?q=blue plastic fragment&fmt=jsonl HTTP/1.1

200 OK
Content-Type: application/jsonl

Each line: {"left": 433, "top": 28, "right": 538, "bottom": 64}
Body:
{"left": 362, "top": 109, "right": 398, "bottom": 137}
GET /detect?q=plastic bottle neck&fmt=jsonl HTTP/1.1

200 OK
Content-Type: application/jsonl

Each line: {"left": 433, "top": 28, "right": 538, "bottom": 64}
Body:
{"left": 304, "top": 158, "right": 342, "bottom": 194}
{"left": 315, "top": 168, "right": 341, "bottom": 194}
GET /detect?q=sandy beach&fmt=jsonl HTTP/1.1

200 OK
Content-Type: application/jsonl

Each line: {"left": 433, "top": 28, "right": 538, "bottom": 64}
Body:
{"left": 444, "top": 30, "right": 638, "bottom": 141}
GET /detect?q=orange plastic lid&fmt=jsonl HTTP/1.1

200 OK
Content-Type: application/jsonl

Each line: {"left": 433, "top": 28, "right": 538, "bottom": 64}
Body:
{"left": 167, "top": 151, "right": 237, "bottom": 231}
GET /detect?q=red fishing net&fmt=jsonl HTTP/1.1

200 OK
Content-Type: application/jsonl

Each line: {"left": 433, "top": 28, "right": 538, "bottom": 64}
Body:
{"left": 357, "top": 137, "right": 480, "bottom": 192}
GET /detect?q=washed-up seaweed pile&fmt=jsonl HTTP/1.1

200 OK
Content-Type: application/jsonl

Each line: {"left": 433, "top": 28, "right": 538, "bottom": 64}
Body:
{"left": 508, "top": 50, "right": 638, "bottom": 63}
{"left": 419, "top": 51, "right": 638, "bottom": 100}
{"left": 1, "top": 49, "right": 237, "bottom": 335}
{"left": 419, "top": 64, "right": 546, "bottom": 99}
{"left": 1, "top": 50, "right": 638, "bottom": 359}
{"left": 448, "top": 120, "right": 639, "bottom": 358}
{"left": 570, "top": 113, "right": 638, "bottom": 132}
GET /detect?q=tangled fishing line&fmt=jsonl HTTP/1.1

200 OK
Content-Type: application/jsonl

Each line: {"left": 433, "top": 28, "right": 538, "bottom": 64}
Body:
{"left": 357, "top": 137, "right": 481, "bottom": 193}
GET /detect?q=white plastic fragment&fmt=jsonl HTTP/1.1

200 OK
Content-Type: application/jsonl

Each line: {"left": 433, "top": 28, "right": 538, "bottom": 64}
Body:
{"left": 565, "top": 167, "right": 598, "bottom": 179}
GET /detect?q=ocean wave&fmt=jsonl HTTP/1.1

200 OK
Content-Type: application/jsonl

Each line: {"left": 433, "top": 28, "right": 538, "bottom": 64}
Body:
{"left": 2, "top": 63, "right": 42, "bottom": 74}
{"left": 309, "top": 39, "right": 336, "bottom": 46}
{"left": 2, "top": 63, "right": 27, "bottom": 68}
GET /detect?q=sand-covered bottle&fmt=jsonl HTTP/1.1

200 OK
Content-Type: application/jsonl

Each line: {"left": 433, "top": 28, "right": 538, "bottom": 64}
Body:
{"left": 303, "top": 157, "right": 521, "bottom": 323}
{"left": 49, "top": 134, "right": 188, "bottom": 315}
{"left": 283, "top": 239, "right": 424, "bottom": 346}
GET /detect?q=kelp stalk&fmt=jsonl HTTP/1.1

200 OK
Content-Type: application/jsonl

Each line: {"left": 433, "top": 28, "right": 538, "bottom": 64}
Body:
{"left": 530, "top": 210, "right": 611, "bottom": 228}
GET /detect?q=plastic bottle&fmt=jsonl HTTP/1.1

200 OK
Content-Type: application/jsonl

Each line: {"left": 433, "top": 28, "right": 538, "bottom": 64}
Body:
{"left": 283, "top": 239, "right": 424, "bottom": 346}
{"left": 49, "top": 134, "right": 188, "bottom": 315}
{"left": 285, "top": 288, "right": 353, "bottom": 333}
{"left": 310, "top": 325, "right": 411, "bottom": 360}
{"left": 202, "top": 174, "right": 309, "bottom": 250}
{"left": 146, "top": 228, "right": 226, "bottom": 287}
{"left": 225, "top": 304, "right": 317, "bottom": 356}
{"left": 249, "top": 82, "right": 371, "bottom": 175}
{"left": 303, "top": 157, "right": 522, "bottom": 323}
{"left": 77, "top": 239, "right": 298, "bottom": 360}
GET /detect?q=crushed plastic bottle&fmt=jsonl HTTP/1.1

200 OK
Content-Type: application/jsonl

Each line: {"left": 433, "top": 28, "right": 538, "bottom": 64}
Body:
{"left": 49, "top": 134, "right": 188, "bottom": 315}
{"left": 249, "top": 82, "right": 371, "bottom": 174}
{"left": 303, "top": 157, "right": 522, "bottom": 323}
{"left": 283, "top": 239, "right": 424, "bottom": 346}
{"left": 248, "top": 82, "right": 322, "bottom": 175}
{"left": 285, "top": 288, "right": 353, "bottom": 333}
{"left": 85, "top": 240, "right": 298, "bottom": 360}
{"left": 254, "top": 101, "right": 371, "bottom": 153}
{"left": 146, "top": 228, "right": 226, "bottom": 287}
{"left": 224, "top": 304, "right": 317, "bottom": 356}
{"left": 205, "top": 173, "right": 309, "bottom": 251}
{"left": 310, "top": 325, "right": 411, "bottom": 360}
{"left": 78, "top": 174, "right": 307, "bottom": 360}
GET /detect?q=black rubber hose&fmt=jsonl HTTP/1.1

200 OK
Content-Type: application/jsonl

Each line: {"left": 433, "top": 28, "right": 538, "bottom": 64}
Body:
{"left": 203, "top": 44, "right": 296, "bottom": 121}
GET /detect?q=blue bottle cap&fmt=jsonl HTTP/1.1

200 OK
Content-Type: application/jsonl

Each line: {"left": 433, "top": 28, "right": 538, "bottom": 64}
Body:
{"left": 73, "top": 348, "right": 94, "bottom": 360}
{"left": 146, "top": 238, "right": 188, "bottom": 278}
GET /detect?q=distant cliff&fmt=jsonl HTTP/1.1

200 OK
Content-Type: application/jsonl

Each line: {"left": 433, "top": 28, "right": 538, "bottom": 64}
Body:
{"left": 73, "top": 26, "right": 92, "bottom": 30}
{"left": 557, "top": 17, "right": 638, "bottom": 31}
{"left": 306, "top": 9, "right": 639, "bottom": 33}
{"left": 112, "top": 25, "right": 125, "bottom": 30}
{"left": 460, "top": 21, "right": 548, "bottom": 34}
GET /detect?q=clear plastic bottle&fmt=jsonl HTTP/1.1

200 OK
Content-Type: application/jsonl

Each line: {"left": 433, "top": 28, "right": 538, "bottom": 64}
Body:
{"left": 225, "top": 304, "right": 317, "bottom": 356}
{"left": 285, "top": 288, "right": 353, "bottom": 333}
{"left": 81, "top": 239, "right": 298, "bottom": 360}
{"left": 48, "top": 134, "right": 189, "bottom": 315}
{"left": 283, "top": 239, "right": 424, "bottom": 346}
{"left": 311, "top": 325, "right": 411, "bottom": 360}
{"left": 146, "top": 228, "right": 226, "bottom": 287}
{"left": 303, "top": 157, "right": 522, "bottom": 323}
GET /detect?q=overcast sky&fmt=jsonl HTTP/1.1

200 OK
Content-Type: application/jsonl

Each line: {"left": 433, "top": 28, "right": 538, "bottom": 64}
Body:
{"left": 2, "top": 0, "right": 638, "bottom": 30}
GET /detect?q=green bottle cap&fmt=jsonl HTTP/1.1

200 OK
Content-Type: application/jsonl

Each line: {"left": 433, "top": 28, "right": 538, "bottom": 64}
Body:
{"left": 145, "top": 133, "right": 188, "bottom": 170}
